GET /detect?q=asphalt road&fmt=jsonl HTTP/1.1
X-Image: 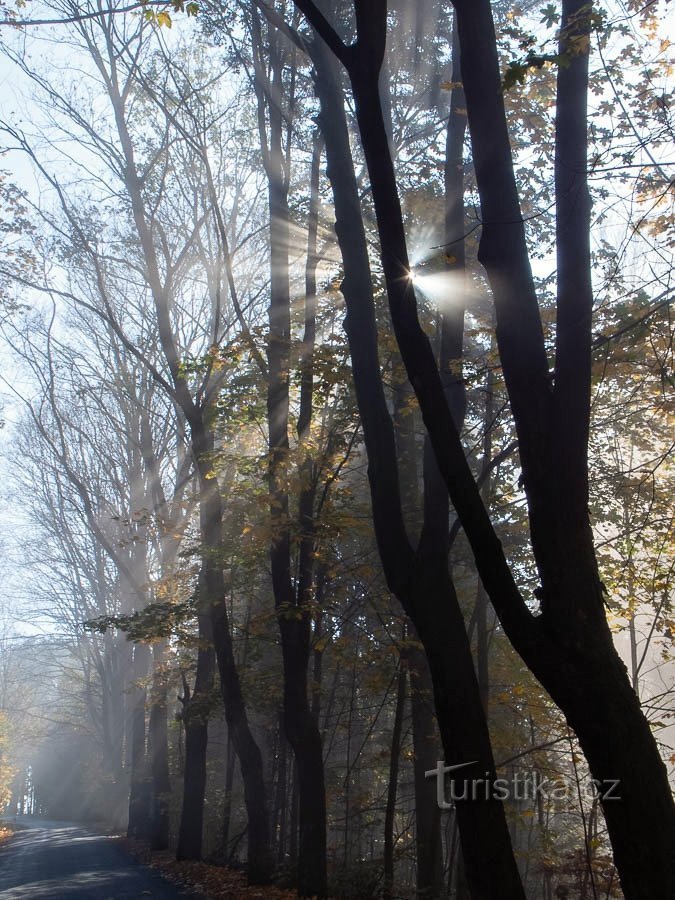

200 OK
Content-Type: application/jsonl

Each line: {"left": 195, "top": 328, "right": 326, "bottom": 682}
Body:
{"left": 0, "top": 818, "right": 196, "bottom": 899}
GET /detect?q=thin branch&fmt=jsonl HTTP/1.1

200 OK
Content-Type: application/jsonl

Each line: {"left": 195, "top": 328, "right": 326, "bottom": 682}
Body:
{"left": 0, "top": 1, "right": 167, "bottom": 28}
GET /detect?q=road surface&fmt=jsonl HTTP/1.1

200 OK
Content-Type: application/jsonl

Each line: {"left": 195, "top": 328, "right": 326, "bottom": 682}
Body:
{"left": 0, "top": 818, "right": 197, "bottom": 898}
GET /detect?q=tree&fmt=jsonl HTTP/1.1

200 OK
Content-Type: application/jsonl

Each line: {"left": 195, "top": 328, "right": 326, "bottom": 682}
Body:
{"left": 1, "top": 1, "right": 672, "bottom": 894}
{"left": 249, "top": 7, "right": 328, "bottom": 892}
{"left": 304, "top": 13, "right": 526, "bottom": 897}
{"left": 1, "top": 13, "right": 274, "bottom": 874}
{"left": 290, "top": 1, "right": 675, "bottom": 896}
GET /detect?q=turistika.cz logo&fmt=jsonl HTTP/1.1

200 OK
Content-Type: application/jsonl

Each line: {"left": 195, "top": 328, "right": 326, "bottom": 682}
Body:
{"left": 425, "top": 760, "right": 621, "bottom": 809}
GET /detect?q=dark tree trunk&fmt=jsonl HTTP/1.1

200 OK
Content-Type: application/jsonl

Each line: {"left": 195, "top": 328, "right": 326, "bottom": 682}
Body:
{"left": 273, "top": 717, "right": 288, "bottom": 865}
{"left": 412, "top": 473, "right": 523, "bottom": 899}
{"left": 298, "top": 1, "right": 675, "bottom": 894}
{"left": 221, "top": 732, "right": 236, "bottom": 859}
{"left": 408, "top": 644, "right": 443, "bottom": 900}
{"left": 148, "top": 640, "right": 171, "bottom": 851}
{"left": 127, "top": 641, "right": 151, "bottom": 841}
{"left": 310, "top": 31, "right": 525, "bottom": 900}
{"left": 268, "top": 150, "right": 326, "bottom": 895}
{"left": 254, "top": 15, "right": 328, "bottom": 888}
{"left": 176, "top": 612, "right": 214, "bottom": 860}
{"left": 288, "top": 760, "right": 299, "bottom": 870}
{"left": 474, "top": 339, "right": 497, "bottom": 715}
{"left": 450, "top": 1, "right": 675, "bottom": 895}
{"left": 192, "top": 424, "right": 272, "bottom": 883}
{"left": 383, "top": 657, "right": 406, "bottom": 900}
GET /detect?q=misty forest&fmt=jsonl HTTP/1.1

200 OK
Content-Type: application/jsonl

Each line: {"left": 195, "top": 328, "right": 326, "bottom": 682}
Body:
{"left": 0, "top": 1, "right": 672, "bottom": 898}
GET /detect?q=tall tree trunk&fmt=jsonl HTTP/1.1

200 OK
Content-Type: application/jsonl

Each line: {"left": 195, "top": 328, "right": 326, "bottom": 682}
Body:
{"left": 273, "top": 716, "right": 288, "bottom": 865}
{"left": 221, "top": 732, "right": 236, "bottom": 859}
{"left": 383, "top": 656, "right": 406, "bottom": 900}
{"left": 407, "top": 644, "right": 443, "bottom": 899}
{"left": 452, "top": 1, "right": 675, "bottom": 895}
{"left": 176, "top": 608, "right": 214, "bottom": 860}
{"left": 309, "top": 32, "right": 525, "bottom": 899}
{"left": 192, "top": 423, "right": 272, "bottom": 882}
{"left": 148, "top": 640, "right": 171, "bottom": 851}
{"left": 127, "top": 641, "right": 151, "bottom": 840}
{"left": 253, "top": 13, "right": 328, "bottom": 888}
{"left": 288, "top": 760, "right": 299, "bottom": 870}
{"left": 298, "top": 1, "right": 675, "bottom": 894}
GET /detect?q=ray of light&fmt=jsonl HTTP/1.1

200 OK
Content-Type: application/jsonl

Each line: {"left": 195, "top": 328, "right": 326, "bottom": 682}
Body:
{"left": 411, "top": 270, "right": 467, "bottom": 313}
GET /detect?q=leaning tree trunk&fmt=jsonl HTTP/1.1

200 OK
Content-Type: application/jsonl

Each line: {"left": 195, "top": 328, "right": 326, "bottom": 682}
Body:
{"left": 310, "top": 32, "right": 526, "bottom": 900}
{"left": 450, "top": 2, "right": 675, "bottom": 895}
{"left": 297, "top": 1, "right": 675, "bottom": 895}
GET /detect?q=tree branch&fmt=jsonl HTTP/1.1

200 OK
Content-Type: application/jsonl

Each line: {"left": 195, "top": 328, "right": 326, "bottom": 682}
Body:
{"left": 291, "top": 0, "right": 351, "bottom": 65}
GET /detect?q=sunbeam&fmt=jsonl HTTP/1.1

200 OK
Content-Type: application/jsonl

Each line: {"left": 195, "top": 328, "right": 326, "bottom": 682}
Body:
{"left": 410, "top": 268, "right": 467, "bottom": 313}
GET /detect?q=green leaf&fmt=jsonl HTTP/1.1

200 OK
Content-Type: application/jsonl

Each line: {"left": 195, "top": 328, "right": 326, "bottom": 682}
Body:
{"left": 540, "top": 3, "right": 559, "bottom": 27}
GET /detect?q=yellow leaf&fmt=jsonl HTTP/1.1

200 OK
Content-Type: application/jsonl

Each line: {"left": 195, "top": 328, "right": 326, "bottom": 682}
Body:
{"left": 157, "top": 10, "right": 173, "bottom": 27}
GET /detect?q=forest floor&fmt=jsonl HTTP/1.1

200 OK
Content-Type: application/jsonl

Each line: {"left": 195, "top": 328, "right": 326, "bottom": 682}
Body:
{"left": 123, "top": 838, "right": 299, "bottom": 899}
